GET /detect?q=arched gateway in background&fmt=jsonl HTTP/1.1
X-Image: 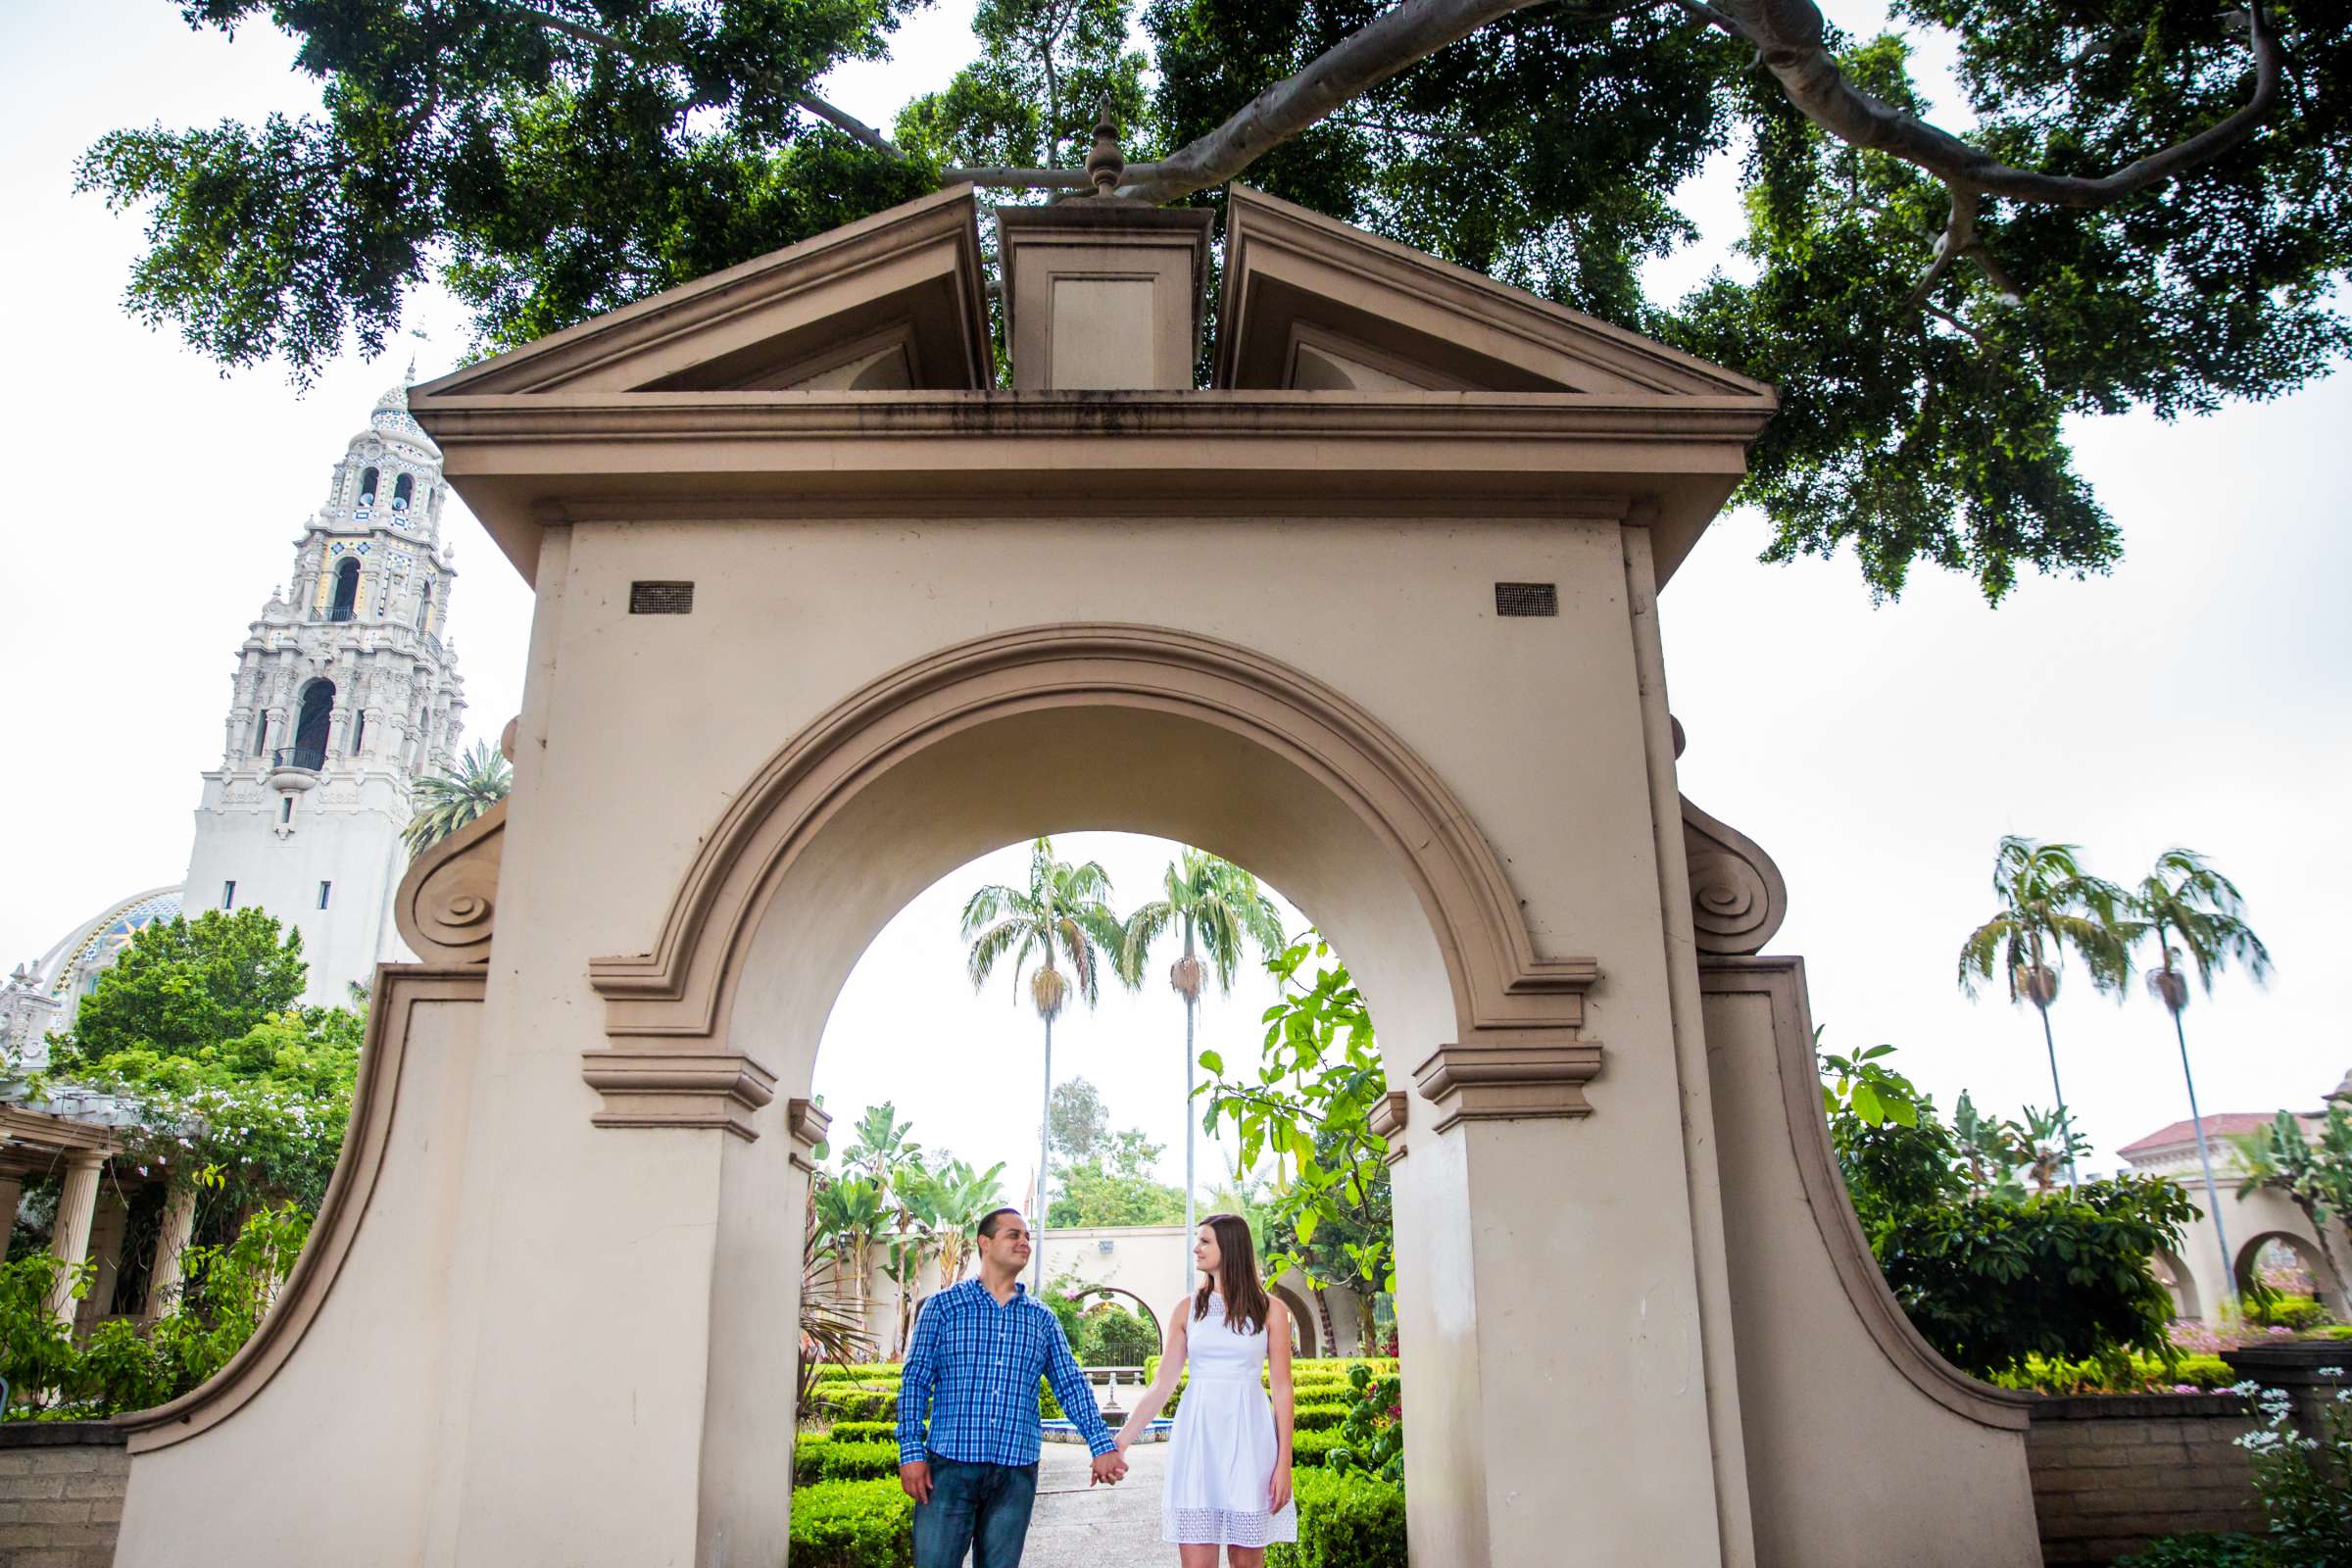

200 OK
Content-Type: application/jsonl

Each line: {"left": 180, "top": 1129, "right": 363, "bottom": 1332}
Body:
{"left": 106, "top": 182, "right": 2047, "bottom": 1566}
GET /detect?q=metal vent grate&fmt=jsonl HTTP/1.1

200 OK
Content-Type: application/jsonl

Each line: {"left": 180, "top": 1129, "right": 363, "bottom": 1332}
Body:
{"left": 1494, "top": 581, "right": 1558, "bottom": 617}
{"left": 629, "top": 581, "right": 696, "bottom": 614}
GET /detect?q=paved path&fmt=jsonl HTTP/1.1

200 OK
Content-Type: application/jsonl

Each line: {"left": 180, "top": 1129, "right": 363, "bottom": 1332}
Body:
{"left": 1021, "top": 1440, "right": 1165, "bottom": 1566}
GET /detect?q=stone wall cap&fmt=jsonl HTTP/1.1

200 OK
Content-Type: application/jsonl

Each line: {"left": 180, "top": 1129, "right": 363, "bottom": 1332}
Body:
{"left": 2028, "top": 1392, "right": 2253, "bottom": 1420}
{"left": 0, "top": 1419, "right": 130, "bottom": 1447}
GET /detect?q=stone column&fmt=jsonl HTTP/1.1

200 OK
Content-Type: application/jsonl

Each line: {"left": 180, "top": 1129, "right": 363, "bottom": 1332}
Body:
{"left": 43, "top": 1151, "right": 107, "bottom": 1324}
{"left": 144, "top": 1182, "right": 201, "bottom": 1321}
{"left": 77, "top": 1191, "right": 132, "bottom": 1333}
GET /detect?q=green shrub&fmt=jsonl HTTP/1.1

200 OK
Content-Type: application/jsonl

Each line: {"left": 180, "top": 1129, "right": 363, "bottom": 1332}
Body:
{"left": 789, "top": 1477, "right": 912, "bottom": 1568}
{"left": 818, "top": 1388, "right": 901, "bottom": 1422}
{"left": 1268, "top": 1466, "right": 1406, "bottom": 1568}
{"left": 795, "top": 1437, "right": 903, "bottom": 1486}
{"left": 1291, "top": 1429, "right": 1344, "bottom": 1468}
{"left": 825, "top": 1421, "right": 899, "bottom": 1445}
{"left": 1039, "top": 1377, "right": 1061, "bottom": 1422}
{"left": 1291, "top": 1402, "right": 1352, "bottom": 1433}
{"left": 809, "top": 1363, "right": 904, "bottom": 1384}
{"left": 2247, "top": 1295, "right": 2332, "bottom": 1332}
{"left": 1090, "top": 1306, "right": 1159, "bottom": 1367}
{"left": 2115, "top": 1535, "right": 2276, "bottom": 1566}
{"left": 1989, "top": 1352, "right": 2234, "bottom": 1395}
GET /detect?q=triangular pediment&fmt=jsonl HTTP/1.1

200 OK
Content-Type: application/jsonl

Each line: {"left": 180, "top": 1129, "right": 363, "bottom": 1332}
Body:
{"left": 416, "top": 186, "right": 993, "bottom": 397}
{"left": 1216, "top": 186, "right": 1771, "bottom": 401}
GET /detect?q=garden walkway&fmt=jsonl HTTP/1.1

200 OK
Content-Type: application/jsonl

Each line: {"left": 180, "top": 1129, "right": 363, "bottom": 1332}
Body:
{"left": 1021, "top": 1439, "right": 1167, "bottom": 1566}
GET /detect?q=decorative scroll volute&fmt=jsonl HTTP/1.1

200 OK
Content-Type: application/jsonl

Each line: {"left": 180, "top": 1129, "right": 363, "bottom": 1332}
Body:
{"left": 395, "top": 800, "right": 507, "bottom": 965}
{"left": 1681, "top": 795, "right": 1788, "bottom": 956}
{"left": 1367, "top": 1090, "right": 1410, "bottom": 1165}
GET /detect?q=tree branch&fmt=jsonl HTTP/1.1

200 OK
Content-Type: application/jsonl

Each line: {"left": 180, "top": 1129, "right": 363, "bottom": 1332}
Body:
{"left": 505, "top": 3, "right": 904, "bottom": 158}
{"left": 1117, "top": 0, "right": 1555, "bottom": 203}
{"left": 1709, "top": 0, "right": 2282, "bottom": 211}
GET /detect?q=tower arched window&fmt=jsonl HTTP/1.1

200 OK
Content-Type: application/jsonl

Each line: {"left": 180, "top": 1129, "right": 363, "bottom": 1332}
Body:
{"left": 359, "top": 466, "right": 378, "bottom": 508}
{"left": 252, "top": 710, "right": 270, "bottom": 758}
{"left": 416, "top": 579, "right": 433, "bottom": 630}
{"left": 393, "top": 473, "right": 414, "bottom": 512}
{"left": 329, "top": 557, "right": 361, "bottom": 621}
{"left": 350, "top": 710, "right": 368, "bottom": 757}
{"left": 289, "top": 679, "right": 334, "bottom": 770}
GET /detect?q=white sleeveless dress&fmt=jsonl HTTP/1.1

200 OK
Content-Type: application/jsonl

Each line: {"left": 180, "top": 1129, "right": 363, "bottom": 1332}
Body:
{"left": 1162, "top": 1294, "right": 1298, "bottom": 1546}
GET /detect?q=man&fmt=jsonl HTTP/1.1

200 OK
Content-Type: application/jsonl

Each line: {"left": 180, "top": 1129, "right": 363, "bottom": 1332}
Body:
{"left": 897, "top": 1207, "right": 1127, "bottom": 1567}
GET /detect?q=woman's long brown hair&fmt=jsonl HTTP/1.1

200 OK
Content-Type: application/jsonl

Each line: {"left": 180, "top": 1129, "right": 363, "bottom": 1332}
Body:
{"left": 1193, "top": 1212, "right": 1272, "bottom": 1337}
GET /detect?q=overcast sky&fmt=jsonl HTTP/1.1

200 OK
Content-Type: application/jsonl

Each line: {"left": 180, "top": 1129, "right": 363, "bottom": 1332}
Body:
{"left": 3, "top": 3, "right": 2345, "bottom": 1198}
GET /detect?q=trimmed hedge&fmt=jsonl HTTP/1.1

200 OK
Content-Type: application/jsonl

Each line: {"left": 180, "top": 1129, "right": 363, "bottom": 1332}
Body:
{"left": 1291, "top": 1402, "right": 1353, "bottom": 1433}
{"left": 809, "top": 1363, "right": 905, "bottom": 1384}
{"left": 796, "top": 1436, "right": 903, "bottom": 1485}
{"left": 1268, "top": 1466, "right": 1407, "bottom": 1568}
{"left": 817, "top": 1388, "right": 903, "bottom": 1422}
{"left": 1989, "top": 1351, "right": 2235, "bottom": 1395}
{"left": 825, "top": 1421, "right": 900, "bottom": 1445}
{"left": 790, "top": 1477, "right": 914, "bottom": 1568}
{"left": 1291, "top": 1429, "right": 1345, "bottom": 1468}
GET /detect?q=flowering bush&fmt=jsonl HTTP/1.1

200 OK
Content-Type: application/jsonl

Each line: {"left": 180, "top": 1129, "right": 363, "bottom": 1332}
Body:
{"left": 1326, "top": 1362, "right": 1403, "bottom": 1483}
{"left": 2120, "top": 1369, "right": 2352, "bottom": 1567}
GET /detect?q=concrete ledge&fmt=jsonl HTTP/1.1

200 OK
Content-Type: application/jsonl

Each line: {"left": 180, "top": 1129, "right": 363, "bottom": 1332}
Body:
{"left": 0, "top": 1422, "right": 128, "bottom": 1449}
{"left": 2031, "top": 1392, "right": 2252, "bottom": 1422}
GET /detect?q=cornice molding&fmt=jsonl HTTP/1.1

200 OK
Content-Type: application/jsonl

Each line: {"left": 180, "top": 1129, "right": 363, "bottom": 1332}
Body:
{"left": 394, "top": 799, "right": 506, "bottom": 966}
{"left": 1412, "top": 1041, "right": 1604, "bottom": 1132}
{"left": 1367, "top": 1090, "right": 1410, "bottom": 1164}
{"left": 787, "top": 1098, "right": 832, "bottom": 1173}
{"left": 579, "top": 1051, "right": 779, "bottom": 1143}
{"left": 121, "top": 967, "right": 488, "bottom": 1453}
{"left": 586, "top": 624, "right": 1598, "bottom": 1094}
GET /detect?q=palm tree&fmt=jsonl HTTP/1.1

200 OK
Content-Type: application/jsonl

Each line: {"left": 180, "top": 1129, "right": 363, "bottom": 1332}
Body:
{"left": 843, "top": 1102, "right": 919, "bottom": 1184}
{"left": 812, "top": 1176, "right": 890, "bottom": 1330}
{"left": 2130, "top": 848, "right": 2272, "bottom": 1311}
{"left": 402, "top": 741, "right": 512, "bottom": 856}
{"left": 1119, "top": 848, "right": 1285, "bottom": 1299}
{"left": 918, "top": 1157, "right": 1009, "bottom": 1292}
{"left": 798, "top": 1177, "right": 873, "bottom": 1406}
{"left": 1958, "top": 836, "right": 2132, "bottom": 1192}
{"left": 960, "top": 837, "right": 1124, "bottom": 1290}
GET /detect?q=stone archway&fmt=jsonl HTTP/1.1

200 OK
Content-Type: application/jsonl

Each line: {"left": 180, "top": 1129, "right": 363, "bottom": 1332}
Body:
{"left": 107, "top": 184, "right": 2052, "bottom": 1568}
{"left": 1269, "top": 1283, "right": 1320, "bottom": 1358}
{"left": 2237, "top": 1229, "right": 2341, "bottom": 1315}
{"left": 2155, "top": 1247, "right": 2204, "bottom": 1321}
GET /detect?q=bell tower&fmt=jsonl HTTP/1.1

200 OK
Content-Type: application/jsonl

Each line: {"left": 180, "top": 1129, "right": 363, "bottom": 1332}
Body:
{"left": 180, "top": 378, "right": 467, "bottom": 1005}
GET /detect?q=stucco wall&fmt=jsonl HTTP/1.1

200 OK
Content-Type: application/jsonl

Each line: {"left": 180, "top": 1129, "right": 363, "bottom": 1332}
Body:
{"left": 0, "top": 1422, "right": 127, "bottom": 1568}
{"left": 2028, "top": 1394, "right": 2261, "bottom": 1565}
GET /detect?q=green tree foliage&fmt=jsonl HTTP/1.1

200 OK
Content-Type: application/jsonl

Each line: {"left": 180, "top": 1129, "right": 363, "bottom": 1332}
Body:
{"left": 1048, "top": 1126, "right": 1188, "bottom": 1227}
{"left": 1048, "top": 1076, "right": 1111, "bottom": 1162}
{"left": 57, "top": 908, "right": 308, "bottom": 1065}
{"left": 403, "top": 740, "right": 513, "bottom": 858}
{"left": 1824, "top": 1045, "right": 2194, "bottom": 1380}
{"left": 77, "top": 0, "right": 939, "bottom": 380}
{"left": 4, "top": 1203, "right": 313, "bottom": 1419}
{"left": 81, "top": 1, "right": 2352, "bottom": 599}
{"left": 1200, "top": 936, "right": 1395, "bottom": 1294}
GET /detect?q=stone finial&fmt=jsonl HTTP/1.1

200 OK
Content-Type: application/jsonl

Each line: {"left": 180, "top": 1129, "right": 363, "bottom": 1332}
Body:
{"left": 2327, "top": 1069, "right": 2352, "bottom": 1106}
{"left": 1085, "top": 95, "right": 1124, "bottom": 198}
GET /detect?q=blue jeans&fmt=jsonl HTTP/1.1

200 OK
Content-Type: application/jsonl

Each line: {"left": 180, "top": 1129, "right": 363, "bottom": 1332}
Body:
{"left": 912, "top": 1453, "right": 1041, "bottom": 1568}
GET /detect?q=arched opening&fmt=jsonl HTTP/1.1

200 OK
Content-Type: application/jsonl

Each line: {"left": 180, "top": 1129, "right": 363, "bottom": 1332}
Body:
{"left": 2236, "top": 1231, "right": 2339, "bottom": 1319}
{"left": 251, "top": 710, "right": 270, "bottom": 758}
{"left": 349, "top": 710, "right": 367, "bottom": 758}
{"left": 685, "top": 668, "right": 1466, "bottom": 1552}
{"left": 328, "top": 558, "right": 361, "bottom": 622}
{"left": 2153, "top": 1248, "right": 2202, "bottom": 1322}
{"left": 358, "top": 466, "right": 377, "bottom": 508}
{"left": 416, "top": 579, "right": 432, "bottom": 631}
{"left": 288, "top": 679, "right": 334, "bottom": 770}
{"left": 393, "top": 473, "right": 415, "bottom": 512}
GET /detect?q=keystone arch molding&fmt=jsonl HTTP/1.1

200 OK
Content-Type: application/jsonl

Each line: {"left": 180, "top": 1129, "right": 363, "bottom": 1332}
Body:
{"left": 583, "top": 623, "right": 1602, "bottom": 1133}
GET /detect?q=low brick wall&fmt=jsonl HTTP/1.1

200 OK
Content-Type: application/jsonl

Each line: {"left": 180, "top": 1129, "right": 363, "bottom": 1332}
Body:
{"left": 2028, "top": 1392, "right": 2260, "bottom": 1565}
{"left": 0, "top": 1421, "right": 127, "bottom": 1568}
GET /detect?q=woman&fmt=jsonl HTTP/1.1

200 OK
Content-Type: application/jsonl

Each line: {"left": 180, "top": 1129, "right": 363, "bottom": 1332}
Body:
{"left": 1115, "top": 1212, "right": 1298, "bottom": 1564}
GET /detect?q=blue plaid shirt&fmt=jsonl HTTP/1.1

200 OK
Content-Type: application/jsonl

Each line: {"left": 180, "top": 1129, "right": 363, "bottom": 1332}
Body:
{"left": 896, "top": 1279, "right": 1115, "bottom": 1466}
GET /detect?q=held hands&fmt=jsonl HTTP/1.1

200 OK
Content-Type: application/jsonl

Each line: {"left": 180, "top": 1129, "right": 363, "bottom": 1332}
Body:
{"left": 1090, "top": 1451, "right": 1129, "bottom": 1487}
{"left": 899, "top": 1461, "right": 933, "bottom": 1504}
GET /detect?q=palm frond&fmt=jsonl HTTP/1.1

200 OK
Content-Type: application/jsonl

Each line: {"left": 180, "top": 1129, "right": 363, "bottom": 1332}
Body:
{"left": 401, "top": 741, "right": 512, "bottom": 857}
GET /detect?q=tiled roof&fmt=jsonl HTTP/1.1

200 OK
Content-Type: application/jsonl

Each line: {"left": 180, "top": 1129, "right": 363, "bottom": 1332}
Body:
{"left": 2118, "top": 1112, "right": 2311, "bottom": 1157}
